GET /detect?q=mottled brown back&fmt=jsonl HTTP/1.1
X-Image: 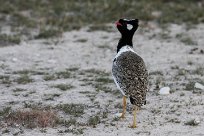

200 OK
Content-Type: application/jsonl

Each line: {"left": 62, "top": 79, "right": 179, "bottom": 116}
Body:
{"left": 112, "top": 51, "right": 149, "bottom": 107}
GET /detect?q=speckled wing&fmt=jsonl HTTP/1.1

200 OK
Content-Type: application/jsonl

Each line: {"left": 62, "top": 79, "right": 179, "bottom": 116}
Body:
{"left": 112, "top": 51, "right": 149, "bottom": 107}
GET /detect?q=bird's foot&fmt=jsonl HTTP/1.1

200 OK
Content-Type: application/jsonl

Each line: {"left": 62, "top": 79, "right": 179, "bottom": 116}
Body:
{"left": 120, "top": 114, "right": 125, "bottom": 119}
{"left": 128, "top": 124, "right": 137, "bottom": 128}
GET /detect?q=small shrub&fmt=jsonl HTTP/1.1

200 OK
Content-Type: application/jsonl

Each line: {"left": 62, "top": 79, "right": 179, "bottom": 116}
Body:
{"left": 185, "top": 81, "right": 195, "bottom": 91}
{"left": 0, "top": 34, "right": 21, "bottom": 46}
{"left": 0, "top": 107, "right": 11, "bottom": 116}
{"left": 74, "top": 38, "right": 88, "bottom": 43}
{"left": 35, "top": 29, "right": 62, "bottom": 39}
{"left": 56, "top": 104, "right": 85, "bottom": 117}
{"left": 56, "top": 70, "right": 71, "bottom": 79}
{"left": 88, "top": 115, "right": 100, "bottom": 127}
{"left": 13, "top": 88, "right": 27, "bottom": 92}
{"left": 0, "top": 75, "right": 11, "bottom": 85}
{"left": 5, "top": 110, "right": 58, "bottom": 128}
{"left": 56, "top": 118, "right": 77, "bottom": 127}
{"left": 43, "top": 74, "right": 56, "bottom": 81}
{"left": 52, "top": 84, "right": 74, "bottom": 91}
{"left": 15, "top": 74, "right": 33, "bottom": 84}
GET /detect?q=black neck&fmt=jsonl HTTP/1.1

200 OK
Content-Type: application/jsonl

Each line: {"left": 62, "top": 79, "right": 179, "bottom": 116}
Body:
{"left": 117, "top": 34, "right": 133, "bottom": 53}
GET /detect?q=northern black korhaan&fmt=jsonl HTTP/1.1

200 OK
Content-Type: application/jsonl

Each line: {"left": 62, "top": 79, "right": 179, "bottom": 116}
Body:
{"left": 112, "top": 19, "right": 149, "bottom": 128}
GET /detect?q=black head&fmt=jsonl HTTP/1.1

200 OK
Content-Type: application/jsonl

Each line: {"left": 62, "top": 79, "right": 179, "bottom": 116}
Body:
{"left": 115, "top": 18, "right": 139, "bottom": 34}
{"left": 115, "top": 19, "right": 139, "bottom": 52}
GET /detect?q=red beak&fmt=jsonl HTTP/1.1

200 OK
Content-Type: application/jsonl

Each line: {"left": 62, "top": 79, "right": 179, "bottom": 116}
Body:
{"left": 115, "top": 21, "right": 122, "bottom": 26}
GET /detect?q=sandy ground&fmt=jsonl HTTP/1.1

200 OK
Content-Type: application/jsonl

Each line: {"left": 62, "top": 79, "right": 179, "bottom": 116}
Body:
{"left": 0, "top": 23, "right": 204, "bottom": 136}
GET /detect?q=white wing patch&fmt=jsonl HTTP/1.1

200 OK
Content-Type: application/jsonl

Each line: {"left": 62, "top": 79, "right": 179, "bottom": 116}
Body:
{"left": 127, "top": 24, "right": 133, "bottom": 30}
{"left": 112, "top": 74, "right": 126, "bottom": 96}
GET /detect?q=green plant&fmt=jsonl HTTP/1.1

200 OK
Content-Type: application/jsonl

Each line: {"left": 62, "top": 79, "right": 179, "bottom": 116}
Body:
{"left": 15, "top": 74, "right": 33, "bottom": 84}
{"left": 149, "top": 71, "right": 163, "bottom": 76}
{"left": 185, "top": 81, "right": 195, "bottom": 91}
{"left": 102, "top": 111, "right": 108, "bottom": 118}
{"left": 0, "top": 34, "right": 21, "bottom": 46}
{"left": 0, "top": 107, "right": 11, "bottom": 116}
{"left": 88, "top": 115, "right": 100, "bottom": 127}
{"left": 180, "top": 37, "right": 197, "bottom": 45}
{"left": 192, "top": 67, "right": 204, "bottom": 76}
{"left": 52, "top": 84, "right": 74, "bottom": 91}
{"left": 56, "top": 70, "right": 71, "bottom": 79}
{"left": 187, "top": 61, "right": 193, "bottom": 65}
{"left": 176, "top": 33, "right": 197, "bottom": 45}
{"left": 12, "top": 88, "right": 27, "bottom": 92}
{"left": 74, "top": 38, "right": 88, "bottom": 43}
{"left": 177, "top": 68, "right": 187, "bottom": 76}
{"left": 95, "top": 77, "right": 112, "bottom": 84}
{"left": 43, "top": 74, "right": 56, "bottom": 81}
{"left": 56, "top": 104, "right": 85, "bottom": 117}
{"left": 56, "top": 118, "right": 77, "bottom": 127}
{"left": 13, "top": 70, "right": 46, "bottom": 75}
{"left": 35, "top": 29, "right": 62, "bottom": 39}
{"left": 44, "top": 94, "right": 61, "bottom": 101}
{"left": 62, "top": 128, "right": 84, "bottom": 135}
{"left": 0, "top": 75, "right": 12, "bottom": 85}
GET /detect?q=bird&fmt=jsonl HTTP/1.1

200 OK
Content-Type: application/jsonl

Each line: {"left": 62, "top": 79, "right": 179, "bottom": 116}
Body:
{"left": 112, "top": 18, "right": 149, "bottom": 128}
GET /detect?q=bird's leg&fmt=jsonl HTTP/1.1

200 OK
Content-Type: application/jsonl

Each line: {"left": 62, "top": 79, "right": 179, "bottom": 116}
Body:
{"left": 120, "top": 96, "right": 126, "bottom": 118}
{"left": 129, "top": 105, "right": 139, "bottom": 128}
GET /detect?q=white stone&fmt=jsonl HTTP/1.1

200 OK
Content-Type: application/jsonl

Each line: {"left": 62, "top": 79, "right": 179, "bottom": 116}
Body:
{"left": 194, "top": 118, "right": 200, "bottom": 124}
{"left": 195, "top": 82, "right": 204, "bottom": 90}
{"left": 115, "top": 113, "right": 122, "bottom": 117}
{"left": 12, "top": 58, "right": 18, "bottom": 62}
{"left": 35, "top": 53, "right": 40, "bottom": 57}
{"left": 48, "top": 59, "right": 56, "bottom": 64}
{"left": 159, "top": 87, "right": 170, "bottom": 95}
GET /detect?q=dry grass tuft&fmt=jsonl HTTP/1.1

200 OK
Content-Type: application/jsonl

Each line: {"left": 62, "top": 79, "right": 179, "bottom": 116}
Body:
{"left": 5, "top": 109, "right": 58, "bottom": 128}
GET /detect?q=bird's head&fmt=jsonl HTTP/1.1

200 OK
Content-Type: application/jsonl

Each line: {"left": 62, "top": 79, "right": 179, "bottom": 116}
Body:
{"left": 115, "top": 18, "right": 139, "bottom": 34}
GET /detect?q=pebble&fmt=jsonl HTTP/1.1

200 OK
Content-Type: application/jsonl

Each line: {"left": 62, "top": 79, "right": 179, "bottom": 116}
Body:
{"left": 159, "top": 87, "right": 170, "bottom": 95}
{"left": 12, "top": 58, "right": 18, "bottom": 62}
{"left": 185, "top": 118, "right": 200, "bottom": 126}
{"left": 48, "top": 59, "right": 56, "bottom": 64}
{"left": 115, "top": 113, "right": 122, "bottom": 117}
{"left": 195, "top": 82, "right": 204, "bottom": 90}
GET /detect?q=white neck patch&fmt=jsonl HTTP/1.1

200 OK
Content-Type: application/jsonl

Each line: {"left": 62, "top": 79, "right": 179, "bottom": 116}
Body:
{"left": 114, "top": 45, "right": 135, "bottom": 59}
{"left": 127, "top": 24, "right": 133, "bottom": 30}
